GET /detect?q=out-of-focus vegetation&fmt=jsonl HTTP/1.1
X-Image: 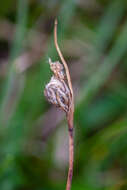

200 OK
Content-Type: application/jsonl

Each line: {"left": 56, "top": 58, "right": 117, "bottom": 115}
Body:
{"left": 0, "top": 0, "right": 127, "bottom": 189}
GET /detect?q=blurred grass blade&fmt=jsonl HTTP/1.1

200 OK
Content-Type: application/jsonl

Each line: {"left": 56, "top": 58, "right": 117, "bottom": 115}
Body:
{"left": 76, "top": 21, "right": 127, "bottom": 112}
{"left": 95, "top": 0, "right": 125, "bottom": 53}
{"left": 10, "top": 0, "right": 28, "bottom": 61}
{"left": 0, "top": 0, "right": 28, "bottom": 125}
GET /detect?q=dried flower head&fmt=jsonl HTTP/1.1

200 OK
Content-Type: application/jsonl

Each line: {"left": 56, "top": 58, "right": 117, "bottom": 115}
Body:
{"left": 44, "top": 58, "right": 71, "bottom": 113}
{"left": 49, "top": 58, "right": 65, "bottom": 80}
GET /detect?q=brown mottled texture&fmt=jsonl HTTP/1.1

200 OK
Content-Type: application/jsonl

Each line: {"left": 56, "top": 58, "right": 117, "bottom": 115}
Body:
{"left": 44, "top": 59, "right": 70, "bottom": 112}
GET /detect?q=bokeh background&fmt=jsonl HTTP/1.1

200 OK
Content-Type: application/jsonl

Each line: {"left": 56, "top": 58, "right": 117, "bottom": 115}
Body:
{"left": 0, "top": 0, "right": 127, "bottom": 189}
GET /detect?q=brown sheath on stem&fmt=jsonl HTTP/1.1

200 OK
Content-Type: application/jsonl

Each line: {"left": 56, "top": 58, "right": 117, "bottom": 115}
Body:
{"left": 54, "top": 19, "right": 74, "bottom": 190}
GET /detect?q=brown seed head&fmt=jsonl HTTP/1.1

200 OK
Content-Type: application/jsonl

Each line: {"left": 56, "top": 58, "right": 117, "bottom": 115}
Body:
{"left": 44, "top": 58, "right": 71, "bottom": 113}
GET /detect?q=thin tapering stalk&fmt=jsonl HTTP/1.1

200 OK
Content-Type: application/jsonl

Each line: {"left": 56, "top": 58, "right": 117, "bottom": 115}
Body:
{"left": 54, "top": 19, "right": 73, "bottom": 100}
{"left": 54, "top": 19, "right": 74, "bottom": 190}
{"left": 66, "top": 113, "right": 74, "bottom": 190}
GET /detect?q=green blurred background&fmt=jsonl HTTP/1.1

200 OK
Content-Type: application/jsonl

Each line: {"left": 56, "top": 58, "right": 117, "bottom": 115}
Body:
{"left": 0, "top": 0, "right": 127, "bottom": 189}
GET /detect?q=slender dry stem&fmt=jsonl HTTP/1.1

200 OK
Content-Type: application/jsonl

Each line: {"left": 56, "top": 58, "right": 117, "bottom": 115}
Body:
{"left": 54, "top": 19, "right": 74, "bottom": 190}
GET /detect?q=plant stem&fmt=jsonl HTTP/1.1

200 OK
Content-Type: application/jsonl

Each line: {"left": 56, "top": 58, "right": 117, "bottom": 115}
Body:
{"left": 66, "top": 111, "right": 74, "bottom": 190}
{"left": 54, "top": 19, "right": 73, "bottom": 99}
{"left": 54, "top": 19, "right": 74, "bottom": 190}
